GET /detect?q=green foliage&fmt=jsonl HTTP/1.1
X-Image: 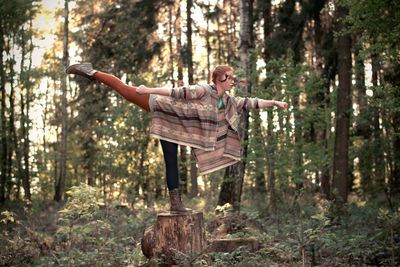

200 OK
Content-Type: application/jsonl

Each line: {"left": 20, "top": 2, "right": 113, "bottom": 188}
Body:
{"left": 247, "top": 50, "right": 334, "bottom": 198}
{"left": 0, "top": 0, "right": 39, "bottom": 201}
{"left": 341, "top": 0, "right": 400, "bottom": 63}
{"left": 46, "top": 183, "right": 148, "bottom": 266}
{"left": 1, "top": 210, "right": 16, "bottom": 224}
{"left": 2, "top": 0, "right": 400, "bottom": 265}
{"left": 0, "top": 192, "right": 398, "bottom": 266}
{"left": 0, "top": 202, "right": 54, "bottom": 266}
{"left": 215, "top": 203, "right": 235, "bottom": 216}
{"left": 73, "top": 0, "right": 166, "bottom": 74}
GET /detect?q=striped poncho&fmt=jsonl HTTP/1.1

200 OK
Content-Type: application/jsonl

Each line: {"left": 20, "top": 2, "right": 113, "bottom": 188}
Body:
{"left": 149, "top": 84, "right": 260, "bottom": 175}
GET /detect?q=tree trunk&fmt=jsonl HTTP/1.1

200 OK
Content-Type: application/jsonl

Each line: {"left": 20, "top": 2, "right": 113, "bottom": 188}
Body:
{"left": 20, "top": 20, "right": 34, "bottom": 201}
{"left": 216, "top": 0, "right": 222, "bottom": 65}
{"left": 4, "top": 37, "right": 15, "bottom": 199}
{"left": 332, "top": 4, "right": 351, "bottom": 204}
{"left": 186, "top": 0, "right": 198, "bottom": 195}
{"left": 141, "top": 211, "right": 206, "bottom": 264}
{"left": 190, "top": 150, "right": 198, "bottom": 197}
{"left": 0, "top": 26, "right": 7, "bottom": 202}
{"left": 168, "top": 6, "right": 175, "bottom": 88}
{"left": 218, "top": 0, "right": 253, "bottom": 212}
{"left": 178, "top": 0, "right": 193, "bottom": 194}
{"left": 55, "top": 0, "right": 69, "bottom": 201}
{"left": 253, "top": 110, "right": 267, "bottom": 195}
{"left": 9, "top": 39, "right": 25, "bottom": 200}
{"left": 179, "top": 145, "right": 188, "bottom": 193}
{"left": 261, "top": 0, "right": 277, "bottom": 210}
{"left": 20, "top": 83, "right": 30, "bottom": 201}
{"left": 266, "top": 109, "right": 278, "bottom": 212}
{"left": 206, "top": 2, "right": 211, "bottom": 84}
{"left": 392, "top": 110, "right": 400, "bottom": 195}
{"left": 354, "top": 36, "right": 373, "bottom": 193}
{"left": 176, "top": 4, "right": 183, "bottom": 88}
{"left": 311, "top": 2, "right": 332, "bottom": 199}
{"left": 371, "top": 54, "right": 386, "bottom": 190}
{"left": 187, "top": 0, "right": 193, "bottom": 86}
{"left": 85, "top": 135, "right": 95, "bottom": 186}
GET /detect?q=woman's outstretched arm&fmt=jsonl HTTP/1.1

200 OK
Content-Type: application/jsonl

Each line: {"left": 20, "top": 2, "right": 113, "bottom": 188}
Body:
{"left": 258, "top": 99, "right": 287, "bottom": 109}
{"left": 137, "top": 84, "right": 207, "bottom": 100}
{"left": 234, "top": 97, "right": 288, "bottom": 111}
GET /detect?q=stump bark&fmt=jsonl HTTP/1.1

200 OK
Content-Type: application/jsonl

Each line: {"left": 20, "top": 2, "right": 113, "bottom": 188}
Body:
{"left": 141, "top": 211, "right": 206, "bottom": 263}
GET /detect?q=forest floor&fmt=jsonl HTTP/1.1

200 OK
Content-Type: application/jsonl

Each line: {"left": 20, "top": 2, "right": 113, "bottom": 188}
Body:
{"left": 0, "top": 188, "right": 398, "bottom": 266}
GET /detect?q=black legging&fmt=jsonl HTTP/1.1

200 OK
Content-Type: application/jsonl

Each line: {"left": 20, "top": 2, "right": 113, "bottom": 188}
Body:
{"left": 160, "top": 140, "right": 179, "bottom": 191}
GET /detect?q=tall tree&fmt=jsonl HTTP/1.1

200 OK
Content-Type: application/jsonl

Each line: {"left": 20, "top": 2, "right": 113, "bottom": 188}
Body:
{"left": 305, "top": 0, "right": 333, "bottom": 199}
{"left": 186, "top": 0, "right": 199, "bottom": 196}
{"left": 0, "top": 14, "right": 8, "bottom": 202}
{"left": 0, "top": 0, "right": 36, "bottom": 201}
{"left": 353, "top": 35, "right": 373, "bottom": 193}
{"left": 168, "top": 5, "right": 175, "bottom": 88}
{"left": 343, "top": 0, "right": 400, "bottom": 197}
{"left": 332, "top": 3, "right": 352, "bottom": 204}
{"left": 218, "top": 0, "right": 253, "bottom": 212}
{"left": 260, "top": 0, "right": 274, "bottom": 205}
{"left": 9, "top": 34, "right": 24, "bottom": 200}
{"left": 54, "top": 0, "right": 69, "bottom": 201}
{"left": 19, "top": 21, "right": 32, "bottom": 201}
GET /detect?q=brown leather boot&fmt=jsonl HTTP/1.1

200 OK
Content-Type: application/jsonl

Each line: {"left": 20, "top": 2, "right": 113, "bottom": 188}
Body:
{"left": 65, "top": 63, "right": 97, "bottom": 81}
{"left": 169, "top": 189, "right": 192, "bottom": 213}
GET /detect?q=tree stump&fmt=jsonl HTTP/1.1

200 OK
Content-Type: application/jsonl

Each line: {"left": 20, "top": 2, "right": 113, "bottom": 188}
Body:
{"left": 141, "top": 211, "right": 206, "bottom": 264}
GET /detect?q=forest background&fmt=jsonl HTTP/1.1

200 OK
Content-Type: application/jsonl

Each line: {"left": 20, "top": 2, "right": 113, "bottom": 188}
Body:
{"left": 1, "top": 0, "right": 399, "bottom": 266}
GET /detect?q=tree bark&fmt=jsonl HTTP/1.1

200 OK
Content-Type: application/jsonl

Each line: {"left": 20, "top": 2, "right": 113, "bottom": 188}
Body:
{"left": 261, "top": 0, "right": 277, "bottom": 210}
{"left": 186, "top": 0, "right": 198, "bottom": 195}
{"left": 205, "top": 2, "right": 211, "bottom": 84}
{"left": 371, "top": 54, "right": 386, "bottom": 189}
{"left": 392, "top": 109, "right": 400, "bottom": 195}
{"left": 253, "top": 111, "right": 267, "bottom": 195}
{"left": 21, "top": 19, "right": 34, "bottom": 201}
{"left": 85, "top": 135, "right": 95, "bottom": 186}
{"left": 190, "top": 150, "right": 198, "bottom": 197}
{"left": 187, "top": 0, "right": 194, "bottom": 86}
{"left": 141, "top": 211, "right": 206, "bottom": 264}
{"left": 9, "top": 37, "right": 24, "bottom": 200}
{"left": 55, "top": 0, "right": 69, "bottom": 201}
{"left": 176, "top": 4, "right": 183, "bottom": 88}
{"left": 168, "top": 5, "right": 175, "bottom": 88}
{"left": 388, "top": 65, "right": 400, "bottom": 195}
{"left": 218, "top": 0, "right": 253, "bottom": 212}
{"left": 354, "top": 37, "right": 373, "bottom": 193}
{"left": 310, "top": 1, "right": 332, "bottom": 199}
{"left": 179, "top": 145, "right": 188, "bottom": 193}
{"left": 332, "top": 4, "right": 352, "bottom": 204}
{"left": 0, "top": 25, "right": 7, "bottom": 202}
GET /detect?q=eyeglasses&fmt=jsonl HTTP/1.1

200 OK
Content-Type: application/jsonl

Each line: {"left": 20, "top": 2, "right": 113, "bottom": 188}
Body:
{"left": 219, "top": 74, "right": 236, "bottom": 83}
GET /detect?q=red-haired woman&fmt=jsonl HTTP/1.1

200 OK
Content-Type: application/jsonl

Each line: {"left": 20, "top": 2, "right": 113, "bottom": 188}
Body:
{"left": 66, "top": 63, "right": 287, "bottom": 212}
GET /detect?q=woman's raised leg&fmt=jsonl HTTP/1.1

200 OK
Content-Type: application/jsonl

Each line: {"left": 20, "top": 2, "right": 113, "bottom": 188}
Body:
{"left": 93, "top": 72, "right": 150, "bottom": 112}
{"left": 66, "top": 63, "right": 150, "bottom": 112}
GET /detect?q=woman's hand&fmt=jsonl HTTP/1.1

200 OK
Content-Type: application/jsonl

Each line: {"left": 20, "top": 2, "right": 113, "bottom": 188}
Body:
{"left": 275, "top": 101, "right": 288, "bottom": 109}
{"left": 136, "top": 85, "right": 148, "bottom": 95}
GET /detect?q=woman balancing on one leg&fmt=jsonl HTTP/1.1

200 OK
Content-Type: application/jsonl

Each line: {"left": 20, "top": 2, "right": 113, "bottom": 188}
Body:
{"left": 66, "top": 63, "right": 287, "bottom": 213}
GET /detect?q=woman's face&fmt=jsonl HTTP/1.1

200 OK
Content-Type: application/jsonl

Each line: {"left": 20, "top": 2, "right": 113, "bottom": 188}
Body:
{"left": 217, "top": 71, "right": 235, "bottom": 92}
